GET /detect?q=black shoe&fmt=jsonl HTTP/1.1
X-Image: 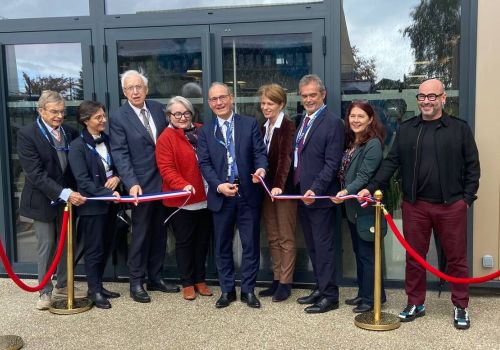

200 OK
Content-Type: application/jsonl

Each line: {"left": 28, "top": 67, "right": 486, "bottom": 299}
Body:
{"left": 297, "top": 289, "right": 322, "bottom": 305}
{"left": 353, "top": 303, "right": 373, "bottom": 313}
{"left": 101, "top": 288, "right": 121, "bottom": 299}
{"left": 304, "top": 297, "right": 339, "bottom": 314}
{"left": 130, "top": 285, "right": 151, "bottom": 303}
{"left": 241, "top": 292, "right": 261, "bottom": 308}
{"left": 147, "top": 279, "right": 180, "bottom": 293}
{"left": 272, "top": 283, "right": 291, "bottom": 302}
{"left": 345, "top": 296, "right": 362, "bottom": 306}
{"left": 89, "top": 292, "right": 111, "bottom": 309}
{"left": 215, "top": 291, "right": 237, "bottom": 308}
{"left": 258, "top": 280, "right": 279, "bottom": 297}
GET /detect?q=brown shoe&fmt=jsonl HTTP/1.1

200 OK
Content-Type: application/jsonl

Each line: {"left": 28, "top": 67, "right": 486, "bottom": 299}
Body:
{"left": 183, "top": 286, "right": 196, "bottom": 300}
{"left": 194, "top": 282, "right": 213, "bottom": 296}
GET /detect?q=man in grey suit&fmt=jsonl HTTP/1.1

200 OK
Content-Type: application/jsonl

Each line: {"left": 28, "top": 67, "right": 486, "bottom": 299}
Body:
{"left": 17, "top": 90, "right": 87, "bottom": 310}
{"left": 109, "top": 70, "right": 179, "bottom": 303}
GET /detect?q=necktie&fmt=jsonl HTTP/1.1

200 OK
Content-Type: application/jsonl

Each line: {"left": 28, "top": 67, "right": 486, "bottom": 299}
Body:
{"left": 140, "top": 109, "right": 155, "bottom": 142}
{"left": 224, "top": 121, "right": 239, "bottom": 183}
{"left": 52, "top": 128, "right": 61, "bottom": 142}
{"left": 293, "top": 116, "right": 311, "bottom": 186}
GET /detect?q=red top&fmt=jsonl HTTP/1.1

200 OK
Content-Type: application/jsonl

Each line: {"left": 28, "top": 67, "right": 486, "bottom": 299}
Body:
{"left": 155, "top": 123, "right": 207, "bottom": 207}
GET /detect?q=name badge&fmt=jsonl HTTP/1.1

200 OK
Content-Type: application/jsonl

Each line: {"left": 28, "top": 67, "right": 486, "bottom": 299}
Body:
{"left": 106, "top": 170, "right": 114, "bottom": 179}
{"left": 294, "top": 149, "right": 298, "bottom": 168}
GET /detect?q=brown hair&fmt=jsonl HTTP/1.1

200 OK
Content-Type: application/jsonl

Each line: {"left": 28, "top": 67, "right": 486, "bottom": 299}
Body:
{"left": 344, "top": 100, "right": 386, "bottom": 147}
{"left": 257, "top": 83, "right": 287, "bottom": 106}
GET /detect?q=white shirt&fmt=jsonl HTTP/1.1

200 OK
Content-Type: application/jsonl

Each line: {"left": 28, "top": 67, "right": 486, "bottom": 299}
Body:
{"left": 298, "top": 104, "right": 325, "bottom": 144}
{"left": 263, "top": 111, "right": 285, "bottom": 153}
{"left": 217, "top": 112, "right": 235, "bottom": 145}
{"left": 92, "top": 134, "right": 111, "bottom": 173}
{"left": 128, "top": 101, "right": 158, "bottom": 143}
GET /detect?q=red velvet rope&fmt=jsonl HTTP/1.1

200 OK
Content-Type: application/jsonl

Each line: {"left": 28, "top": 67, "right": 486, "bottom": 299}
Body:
{"left": 0, "top": 208, "right": 69, "bottom": 292}
{"left": 384, "top": 209, "right": 500, "bottom": 284}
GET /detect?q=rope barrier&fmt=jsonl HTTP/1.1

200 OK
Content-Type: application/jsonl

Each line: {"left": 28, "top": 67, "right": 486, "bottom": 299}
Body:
{"left": 0, "top": 208, "right": 69, "bottom": 292}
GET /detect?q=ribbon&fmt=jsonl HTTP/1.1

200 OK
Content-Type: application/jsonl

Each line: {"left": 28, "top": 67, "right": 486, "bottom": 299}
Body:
{"left": 86, "top": 190, "right": 190, "bottom": 203}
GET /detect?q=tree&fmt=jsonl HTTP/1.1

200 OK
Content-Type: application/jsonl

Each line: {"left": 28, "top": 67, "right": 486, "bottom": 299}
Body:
{"left": 351, "top": 45, "right": 377, "bottom": 82}
{"left": 23, "top": 72, "right": 71, "bottom": 98}
{"left": 403, "top": 0, "right": 460, "bottom": 88}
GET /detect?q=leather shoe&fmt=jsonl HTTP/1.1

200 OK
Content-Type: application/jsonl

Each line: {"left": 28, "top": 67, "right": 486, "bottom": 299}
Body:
{"left": 101, "top": 288, "right": 121, "bottom": 299}
{"left": 353, "top": 303, "right": 373, "bottom": 313}
{"left": 183, "top": 286, "right": 196, "bottom": 300}
{"left": 297, "top": 289, "right": 322, "bottom": 305}
{"left": 304, "top": 297, "right": 339, "bottom": 314}
{"left": 258, "top": 280, "right": 279, "bottom": 297}
{"left": 89, "top": 292, "right": 111, "bottom": 309}
{"left": 130, "top": 285, "right": 151, "bottom": 303}
{"left": 241, "top": 292, "right": 261, "bottom": 308}
{"left": 272, "top": 283, "right": 291, "bottom": 302}
{"left": 345, "top": 296, "right": 362, "bottom": 306}
{"left": 147, "top": 279, "right": 180, "bottom": 293}
{"left": 194, "top": 282, "right": 213, "bottom": 296}
{"left": 215, "top": 291, "right": 237, "bottom": 308}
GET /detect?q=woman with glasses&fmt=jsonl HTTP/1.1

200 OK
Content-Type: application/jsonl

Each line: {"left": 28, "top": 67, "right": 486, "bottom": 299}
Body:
{"left": 332, "top": 100, "right": 386, "bottom": 313}
{"left": 68, "top": 100, "right": 122, "bottom": 309}
{"left": 257, "top": 84, "right": 297, "bottom": 302}
{"left": 155, "top": 96, "right": 213, "bottom": 301}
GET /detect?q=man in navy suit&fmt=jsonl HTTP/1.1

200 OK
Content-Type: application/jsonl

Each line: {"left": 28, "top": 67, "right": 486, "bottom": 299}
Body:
{"left": 109, "top": 70, "right": 179, "bottom": 303}
{"left": 17, "top": 90, "right": 87, "bottom": 310}
{"left": 197, "top": 82, "right": 267, "bottom": 309}
{"left": 293, "top": 74, "right": 344, "bottom": 313}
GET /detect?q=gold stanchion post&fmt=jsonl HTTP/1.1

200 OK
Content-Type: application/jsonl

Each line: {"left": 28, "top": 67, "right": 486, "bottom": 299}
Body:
{"left": 0, "top": 335, "right": 24, "bottom": 350}
{"left": 49, "top": 203, "right": 93, "bottom": 315}
{"left": 354, "top": 190, "right": 400, "bottom": 331}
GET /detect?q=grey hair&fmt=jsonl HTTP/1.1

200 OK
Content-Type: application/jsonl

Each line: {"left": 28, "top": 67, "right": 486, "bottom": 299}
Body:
{"left": 37, "top": 90, "right": 64, "bottom": 110}
{"left": 120, "top": 69, "right": 148, "bottom": 89}
{"left": 166, "top": 96, "right": 195, "bottom": 116}
{"left": 208, "top": 82, "right": 233, "bottom": 96}
{"left": 299, "top": 74, "right": 326, "bottom": 92}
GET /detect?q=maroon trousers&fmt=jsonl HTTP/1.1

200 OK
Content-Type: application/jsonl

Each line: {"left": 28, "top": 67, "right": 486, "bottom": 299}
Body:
{"left": 401, "top": 199, "right": 469, "bottom": 308}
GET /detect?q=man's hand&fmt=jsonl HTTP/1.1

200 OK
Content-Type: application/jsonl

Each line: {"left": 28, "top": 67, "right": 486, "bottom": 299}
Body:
{"left": 217, "top": 183, "right": 238, "bottom": 197}
{"left": 271, "top": 187, "right": 282, "bottom": 196}
{"left": 129, "top": 185, "right": 142, "bottom": 206}
{"left": 104, "top": 176, "right": 120, "bottom": 190}
{"left": 183, "top": 184, "right": 195, "bottom": 194}
{"left": 302, "top": 189, "right": 315, "bottom": 205}
{"left": 331, "top": 189, "right": 347, "bottom": 204}
{"left": 357, "top": 189, "right": 371, "bottom": 203}
{"left": 252, "top": 168, "right": 266, "bottom": 183}
{"left": 112, "top": 191, "right": 121, "bottom": 203}
{"left": 68, "top": 192, "right": 86, "bottom": 206}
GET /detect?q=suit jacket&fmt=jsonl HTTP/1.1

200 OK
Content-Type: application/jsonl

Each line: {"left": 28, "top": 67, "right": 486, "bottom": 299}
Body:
{"left": 17, "top": 120, "right": 78, "bottom": 222}
{"left": 197, "top": 114, "right": 268, "bottom": 212}
{"left": 68, "top": 130, "right": 117, "bottom": 216}
{"left": 109, "top": 100, "right": 167, "bottom": 193}
{"left": 261, "top": 116, "right": 296, "bottom": 193}
{"left": 295, "top": 108, "right": 344, "bottom": 208}
{"left": 343, "top": 138, "right": 383, "bottom": 223}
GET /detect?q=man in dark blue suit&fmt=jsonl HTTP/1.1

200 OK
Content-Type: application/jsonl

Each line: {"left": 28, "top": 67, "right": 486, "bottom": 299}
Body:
{"left": 293, "top": 74, "right": 344, "bottom": 313}
{"left": 197, "top": 82, "right": 267, "bottom": 309}
{"left": 109, "top": 70, "right": 179, "bottom": 303}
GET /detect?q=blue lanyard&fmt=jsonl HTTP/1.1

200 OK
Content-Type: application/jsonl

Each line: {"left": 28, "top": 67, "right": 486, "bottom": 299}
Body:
{"left": 213, "top": 117, "right": 234, "bottom": 150}
{"left": 294, "top": 105, "right": 326, "bottom": 149}
{"left": 82, "top": 135, "right": 112, "bottom": 167}
{"left": 36, "top": 117, "right": 69, "bottom": 152}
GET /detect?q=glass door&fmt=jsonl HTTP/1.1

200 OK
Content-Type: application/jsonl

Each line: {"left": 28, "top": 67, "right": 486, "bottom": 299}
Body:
{"left": 0, "top": 30, "right": 94, "bottom": 274}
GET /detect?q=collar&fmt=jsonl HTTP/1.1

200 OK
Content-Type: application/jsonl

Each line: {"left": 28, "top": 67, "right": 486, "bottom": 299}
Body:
{"left": 217, "top": 112, "right": 234, "bottom": 127}
{"left": 264, "top": 111, "right": 285, "bottom": 129}
{"left": 128, "top": 101, "right": 148, "bottom": 116}
{"left": 411, "top": 112, "right": 450, "bottom": 128}
{"left": 40, "top": 116, "right": 59, "bottom": 133}
{"left": 305, "top": 104, "right": 326, "bottom": 118}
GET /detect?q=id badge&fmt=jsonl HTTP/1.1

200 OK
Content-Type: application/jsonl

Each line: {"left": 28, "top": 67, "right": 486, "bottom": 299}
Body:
{"left": 293, "top": 148, "right": 298, "bottom": 168}
{"left": 106, "top": 170, "right": 114, "bottom": 179}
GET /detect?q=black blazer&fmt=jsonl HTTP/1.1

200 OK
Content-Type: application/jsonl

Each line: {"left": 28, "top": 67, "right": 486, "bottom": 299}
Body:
{"left": 17, "top": 120, "right": 78, "bottom": 222}
{"left": 68, "top": 130, "right": 117, "bottom": 216}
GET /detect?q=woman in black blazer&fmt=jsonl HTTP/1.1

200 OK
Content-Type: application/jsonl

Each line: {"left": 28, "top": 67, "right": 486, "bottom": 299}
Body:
{"left": 68, "top": 101, "right": 121, "bottom": 309}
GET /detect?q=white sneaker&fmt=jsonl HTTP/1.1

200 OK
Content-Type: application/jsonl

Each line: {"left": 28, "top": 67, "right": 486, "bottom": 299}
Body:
{"left": 54, "top": 285, "right": 88, "bottom": 298}
{"left": 36, "top": 293, "right": 52, "bottom": 310}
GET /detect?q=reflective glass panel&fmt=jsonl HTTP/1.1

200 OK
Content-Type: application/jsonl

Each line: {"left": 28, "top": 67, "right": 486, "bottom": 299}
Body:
{"left": 341, "top": 0, "right": 461, "bottom": 281}
{"left": 6, "top": 43, "right": 84, "bottom": 262}
{"left": 0, "top": 1, "right": 89, "bottom": 19}
{"left": 106, "top": 0, "right": 322, "bottom": 15}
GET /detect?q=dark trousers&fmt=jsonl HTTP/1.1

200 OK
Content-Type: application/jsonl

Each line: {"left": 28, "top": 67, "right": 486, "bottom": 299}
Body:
{"left": 347, "top": 221, "right": 386, "bottom": 306}
{"left": 402, "top": 199, "right": 469, "bottom": 308}
{"left": 170, "top": 208, "right": 213, "bottom": 287}
{"left": 129, "top": 201, "right": 166, "bottom": 286}
{"left": 78, "top": 210, "right": 116, "bottom": 295}
{"left": 213, "top": 196, "right": 261, "bottom": 294}
{"left": 299, "top": 204, "right": 339, "bottom": 301}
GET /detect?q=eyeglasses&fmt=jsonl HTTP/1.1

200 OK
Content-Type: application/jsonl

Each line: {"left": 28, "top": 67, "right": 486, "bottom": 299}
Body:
{"left": 300, "top": 92, "right": 321, "bottom": 100}
{"left": 208, "top": 94, "right": 230, "bottom": 103}
{"left": 416, "top": 93, "right": 443, "bottom": 101}
{"left": 43, "top": 108, "right": 66, "bottom": 117}
{"left": 170, "top": 111, "right": 193, "bottom": 119}
{"left": 90, "top": 113, "right": 106, "bottom": 122}
{"left": 124, "top": 85, "right": 146, "bottom": 93}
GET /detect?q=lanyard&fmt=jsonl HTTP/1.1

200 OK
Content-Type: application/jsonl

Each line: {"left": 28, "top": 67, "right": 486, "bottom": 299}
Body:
{"left": 82, "top": 135, "right": 112, "bottom": 167}
{"left": 36, "top": 117, "right": 70, "bottom": 152}
{"left": 213, "top": 117, "right": 234, "bottom": 150}
{"left": 294, "top": 105, "right": 326, "bottom": 149}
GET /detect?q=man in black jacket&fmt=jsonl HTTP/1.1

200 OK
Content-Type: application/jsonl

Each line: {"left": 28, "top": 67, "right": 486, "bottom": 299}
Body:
{"left": 17, "top": 90, "right": 87, "bottom": 310}
{"left": 359, "top": 79, "right": 480, "bottom": 330}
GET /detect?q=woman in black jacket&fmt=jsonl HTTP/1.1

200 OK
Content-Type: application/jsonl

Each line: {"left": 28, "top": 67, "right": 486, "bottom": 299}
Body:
{"left": 68, "top": 101, "right": 121, "bottom": 309}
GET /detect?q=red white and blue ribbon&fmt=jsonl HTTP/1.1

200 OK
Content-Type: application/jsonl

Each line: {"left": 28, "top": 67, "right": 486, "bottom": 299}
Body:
{"left": 86, "top": 190, "right": 190, "bottom": 203}
{"left": 253, "top": 174, "right": 373, "bottom": 207}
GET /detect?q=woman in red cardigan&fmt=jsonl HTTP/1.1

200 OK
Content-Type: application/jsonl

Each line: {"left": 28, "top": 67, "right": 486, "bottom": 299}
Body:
{"left": 156, "top": 96, "right": 213, "bottom": 300}
{"left": 258, "top": 84, "right": 297, "bottom": 301}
